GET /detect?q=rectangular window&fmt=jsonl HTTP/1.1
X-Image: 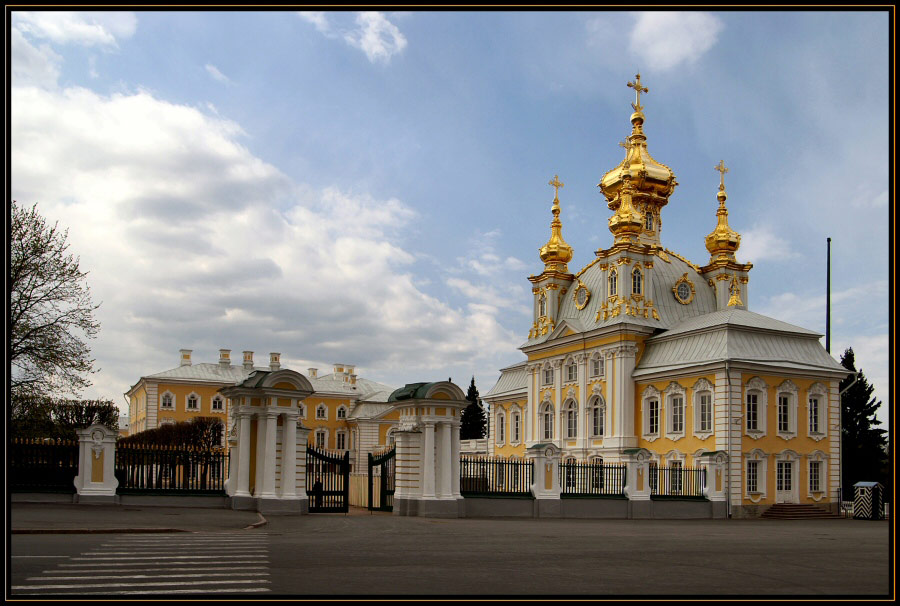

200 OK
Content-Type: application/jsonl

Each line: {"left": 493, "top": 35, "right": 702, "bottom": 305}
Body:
{"left": 567, "top": 411, "right": 577, "bottom": 438}
{"left": 649, "top": 400, "right": 659, "bottom": 434}
{"left": 591, "top": 358, "right": 602, "bottom": 377}
{"left": 315, "top": 432, "right": 325, "bottom": 449}
{"left": 498, "top": 417, "right": 505, "bottom": 443}
{"left": 593, "top": 408, "right": 604, "bottom": 437}
{"left": 746, "top": 394, "right": 758, "bottom": 431}
{"left": 212, "top": 398, "right": 223, "bottom": 411}
{"left": 810, "top": 461, "right": 821, "bottom": 492}
{"left": 670, "top": 461, "right": 683, "bottom": 494}
{"left": 672, "top": 397, "right": 684, "bottom": 433}
{"left": 809, "top": 398, "right": 819, "bottom": 433}
{"left": 777, "top": 461, "right": 792, "bottom": 491}
{"left": 747, "top": 460, "right": 759, "bottom": 493}
{"left": 544, "top": 369, "right": 553, "bottom": 385}
{"left": 778, "top": 396, "right": 790, "bottom": 432}
{"left": 567, "top": 364, "right": 577, "bottom": 382}
{"left": 513, "top": 414, "right": 520, "bottom": 442}
{"left": 700, "top": 394, "right": 712, "bottom": 432}
{"left": 543, "top": 412, "right": 553, "bottom": 440}
{"left": 187, "top": 396, "right": 198, "bottom": 410}
{"left": 336, "top": 432, "right": 346, "bottom": 450}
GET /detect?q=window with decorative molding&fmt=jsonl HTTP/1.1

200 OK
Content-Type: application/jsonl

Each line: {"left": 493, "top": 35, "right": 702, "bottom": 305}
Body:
{"left": 543, "top": 368, "right": 554, "bottom": 385}
{"left": 807, "top": 384, "right": 828, "bottom": 440}
{"left": 809, "top": 460, "right": 821, "bottom": 493}
{"left": 747, "top": 393, "right": 759, "bottom": 431}
{"left": 649, "top": 400, "right": 659, "bottom": 435}
{"left": 211, "top": 396, "right": 224, "bottom": 412}
{"left": 337, "top": 406, "right": 347, "bottom": 419}
{"left": 566, "top": 362, "right": 577, "bottom": 382}
{"left": 161, "top": 393, "right": 174, "bottom": 409}
{"left": 336, "top": 431, "right": 346, "bottom": 450}
{"left": 744, "top": 378, "right": 768, "bottom": 438}
{"left": 645, "top": 211, "right": 653, "bottom": 231}
{"left": 315, "top": 430, "right": 326, "bottom": 449}
{"left": 642, "top": 388, "right": 661, "bottom": 440}
{"left": 565, "top": 401, "right": 577, "bottom": 439}
{"left": 808, "top": 397, "right": 820, "bottom": 433}
{"left": 512, "top": 411, "right": 521, "bottom": 443}
{"left": 591, "top": 398, "right": 605, "bottom": 437}
{"left": 540, "top": 403, "right": 554, "bottom": 440}
{"left": 609, "top": 269, "right": 617, "bottom": 297}
{"left": 632, "top": 267, "right": 642, "bottom": 295}
{"left": 187, "top": 394, "right": 199, "bottom": 411}
{"left": 316, "top": 404, "right": 327, "bottom": 420}
{"left": 747, "top": 460, "right": 759, "bottom": 493}
{"left": 778, "top": 395, "right": 790, "bottom": 433}
{"left": 539, "top": 293, "right": 546, "bottom": 317}
{"left": 670, "top": 395, "right": 684, "bottom": 434}
{"left": 496, "top": 412, "right": 506, "bottom": 444}
{"left": 776, "top": 381, "right": 798, "bottom": 439}
{"left": 591, "top": 357, "right": 603, "bottom": 377}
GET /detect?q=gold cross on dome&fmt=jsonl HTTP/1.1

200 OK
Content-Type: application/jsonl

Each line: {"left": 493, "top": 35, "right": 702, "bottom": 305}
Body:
{"left": 714, "top": 160, "right": 729, "bottom": 190}
{"left": 549, "top": 174, "right": 564, "bottom": 199}
{"left": 627, "top": 73, "right": 648, "bottom": 110}
{"left": 619, "top": 139, "right": 631, "bottom": 150}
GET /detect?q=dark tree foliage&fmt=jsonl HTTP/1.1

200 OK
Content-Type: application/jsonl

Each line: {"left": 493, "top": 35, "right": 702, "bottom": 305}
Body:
{"left": 10, "top": 395, "right": 119, "bottom": 441}
{"left": 119, "top": 417, "right": 224, "bottom": 450}
{"left": 840, "top": 348, "right": 889, "bottom": 500}
{"left": 10, "top": 201, "right": 100, "bottom": 400}
{"left": 460, "top": 376, "right": 487, "bottom": 440}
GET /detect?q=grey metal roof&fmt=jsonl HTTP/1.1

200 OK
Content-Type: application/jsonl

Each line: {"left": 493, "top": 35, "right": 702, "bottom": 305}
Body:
{"left": 484, "top": 361, "right": 528, "bottom": 398}
{"left": 145, "top": 363, "right": 264, "bottom": 384}
{"left": 524, "top": 249, "right": 718, "bottom": 346}
{"left": 348, "top": 402, "right": 396, "bottom": 419}
{"left": 309, "top": 373, "right": 395, "bottom": 401}
{"left": 634, "top": 310, "right": 846, "bottom": 377}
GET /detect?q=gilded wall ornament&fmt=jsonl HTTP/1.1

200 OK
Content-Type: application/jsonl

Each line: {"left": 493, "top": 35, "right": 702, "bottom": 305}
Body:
{"left": 673, "top": 273, "right": 695, "bottom": 305}
{"left": 573, "top": 280, "right": 591, "bottom": 310}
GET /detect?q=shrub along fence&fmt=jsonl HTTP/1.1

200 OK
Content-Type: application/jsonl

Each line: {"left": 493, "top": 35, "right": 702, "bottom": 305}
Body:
{"left": 114, "top": 444, "right": 229, "bottom": 495}
{"left": 10, "top": 438, "right": 79, "bottom": 493}
{"left": 460, "top": 456, "right": 533, "bottom": 497}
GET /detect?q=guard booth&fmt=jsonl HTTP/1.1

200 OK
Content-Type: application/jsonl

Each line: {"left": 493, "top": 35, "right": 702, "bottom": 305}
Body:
{"left": 853, "top": 481, "right": 884, "bottom": 520}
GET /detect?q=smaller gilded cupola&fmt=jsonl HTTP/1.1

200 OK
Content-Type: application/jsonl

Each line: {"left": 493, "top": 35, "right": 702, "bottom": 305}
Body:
{"left": 539, "top": 174, "right": 574, "bottom": 273}
{"left": 528, "top": 175, "right": 575, "bottom": 339}
{"left": 705, "top": 160, "right": 741, "bottom": 263}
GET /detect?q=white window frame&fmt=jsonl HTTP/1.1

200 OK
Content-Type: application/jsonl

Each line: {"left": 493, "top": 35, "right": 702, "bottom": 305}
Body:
{"left": 664, "top": 382, "right": 686, "bottom": 440}
{"left": 590, "top": 355, "right": 604, "bottom": 378}
{"left": 744, "top": 377, "right": 768, "bottom": 439}
{"left": 335, "top": 430, "right": 347, "bottom": 451}
{"left": 565, "top": 361, "right": 577, "bottom": 383}
{"left": 316, "top": 403, "right": 328, "bottom": 420}
{"left": 540, "top": 401, "right": 554, "bottom": 441}
{"left": 539, "top": 293, "right": 547, "bottom": 317}
{"left": 774, "top": 449, "right": 800, "bottom": 503}
{"left": 543, "top": 366, "right": 554, "bottom": 386}
{"left": 314, "top": 429, "right": 327, "bottom": 449}
{"left": 564, "top": 400, "right": 578, "bottom": 439}
{"left": 496, "top": 411, "right": 506, "bottom": 445}
{"left": 745, "top": 449, "right": 768, "bottom": 502}
{"left": 775, "top": 380, "right": 798, "bottom": 440}
{"left": 298, "top": 403, "right": 306, "bottom": 419}
{"left": 186, "top": 392, "right": 200, "bottom": 412}
{"left": 632, "top": 265, "right": 643, "bottom": 296}
{"left": 641, "top": 386, "right": 661, "bottom": 441}
{"left": 589, "top": 396, "right": 605, "bottom": 438}
{"left": 211, "top": 395, "right": 225, "bottom": 413}
{"left": 806, "top": 383, "right": 828, "bottom": 441}
{"left": 691, "top": 378, "right": 715, "bottom": 440}
{"left": 160, "top": 391, "right": 175, "bottom": 410}
{"left": 510, "top": 406, "right": 522, "bottom": 445}
{"left": 807, "top": 451, "right": 828, "bottom": 501}
{"left": 337, "top": 405, "right": 348, "bottom": 420}
{"left": 608, "top": 268, "right": 618, "bottom": 297}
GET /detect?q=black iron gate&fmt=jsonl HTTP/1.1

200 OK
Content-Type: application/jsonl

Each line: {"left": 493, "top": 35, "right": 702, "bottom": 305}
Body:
{"left": 306, "top": 446, "right": 349, "bottom": 513}
{"left": 368, "top": 446, "right": 395, "bottom": 512}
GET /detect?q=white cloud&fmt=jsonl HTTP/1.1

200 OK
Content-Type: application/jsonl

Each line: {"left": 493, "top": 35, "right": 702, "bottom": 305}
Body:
{"left": 205, "top": 63, "right": 233, "bottom": 85}
{"left": 629, "top": 12, "right": 723, "bottom": 71}
{"left": 11, "top": 82, "right": 518, "bottom": 404}
{"left": 345, "top": 12, "right": 407, "bottom": 64}
{"left": 13, "top": 11, "right": 137, "bottom": 47}
{"left": 11, "top": 27, "right": 61, "bottom": 88}
{"left": 739, "top": 224, "right": 797, "bottom": 263}
{"left": 297, "top": 11, "right": 331, "bottom": 35}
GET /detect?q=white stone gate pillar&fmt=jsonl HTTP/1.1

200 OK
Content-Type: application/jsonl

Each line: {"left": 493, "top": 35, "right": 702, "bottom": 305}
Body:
{"left": 526, "top": 442, "right": 561, "bottom": 518}
{"left": 74, "top": 423, "right": 119, "bottom": 503}
{"left": 623, "top": 447, "right": 653, "bottom": 519}
{"left": 281, "top": 412, "right": 299, "bottom": 499}
{"left": 699, "top": 450, "right": 728, "bottom": 519}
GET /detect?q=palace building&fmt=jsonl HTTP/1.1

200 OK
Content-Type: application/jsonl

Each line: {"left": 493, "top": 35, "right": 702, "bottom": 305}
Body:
{"left": 124, "top": 350, "right": 399, "bottom": 471}
{"left": 482, "top": 74, "right": 849, "bottom": 517}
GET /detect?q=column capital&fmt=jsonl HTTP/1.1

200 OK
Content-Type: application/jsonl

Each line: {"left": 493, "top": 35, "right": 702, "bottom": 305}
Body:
{"left": 264, "top": 409, "right": 280, "bottom": 420}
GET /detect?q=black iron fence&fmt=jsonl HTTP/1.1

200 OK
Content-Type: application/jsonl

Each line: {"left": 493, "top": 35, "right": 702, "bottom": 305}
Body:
{"left": 10, "top": 438, "right": 79, "bottom": 493}
{"left": 559, "top": 461, "right": 627, "bottom": 497}
{"left": 115, "top": 445, "right": 229, "bottom": 494}
{"left": 650, "top": 465, "right": 706, "bottom": 498}
{"left": 460, "top": 456, "right": 533, "bottom": 497}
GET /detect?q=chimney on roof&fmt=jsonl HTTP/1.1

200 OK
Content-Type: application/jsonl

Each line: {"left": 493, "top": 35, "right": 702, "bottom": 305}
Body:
{"left": 219, "top": 349, "right": 231, "bottom": 366}
{"left": 333, "top": 364, "right": 344, "bottom": 375}
{"left": 269, "top": 352, "right": 281, "bottom": 371}
{"left": 350, "top": 374, "right": 357, "bottom": 389}
{"left": 180, "top": 349, "right": 192, "bottom": 367}
{"left": 242, "top": 351, "right": 254, "bottom": 370}
{"left": 308, "top": 368, "right": 318, "bottom": 378}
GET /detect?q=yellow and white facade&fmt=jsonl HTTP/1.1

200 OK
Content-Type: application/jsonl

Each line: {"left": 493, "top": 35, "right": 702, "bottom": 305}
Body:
{"left": 125, "top": 350, "right": 398, "bottom": 471}
{"left": 484, "top": 75, "right": 850, "bottom": 517}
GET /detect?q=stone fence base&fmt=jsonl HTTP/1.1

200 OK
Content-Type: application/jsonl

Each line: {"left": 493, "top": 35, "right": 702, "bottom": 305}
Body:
{"left": 462, "top": 496, "right": 726, "bottom": 519}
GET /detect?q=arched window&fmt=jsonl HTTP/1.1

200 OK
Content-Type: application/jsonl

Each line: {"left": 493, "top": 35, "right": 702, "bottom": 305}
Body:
{"left": 316, "top": 404, "right": 327, "bottom": 420}
{"left": 565, "top": 400, "right": 578, "bottom": 438}
{"left": 337, "top": 406, "right": 347, "bottom": 419}
{"left": 645, "top": 211, "right": 653, "bottom": 231}
{"left": 609, "top": 269, "right": 617, "bottom": 297}
{"left": 496, "top": 412, "right": 506, "bottom": 444}
{"left": 632, "top": 266, "right": 643, "bottom": 295}
{"left": 161, "top": 393, "right": 174, "bottom": 409}
{"left": 211, "top": 396, "right": 224, "bottom": 412}
{"left": 540, "top": 402, "right": 554, "bottom": 440}
{"left": 591, "top": 397, "right": 605, "bottom": 437}
{"left": 186, "top": 393, "right": 199, "bottom": 411}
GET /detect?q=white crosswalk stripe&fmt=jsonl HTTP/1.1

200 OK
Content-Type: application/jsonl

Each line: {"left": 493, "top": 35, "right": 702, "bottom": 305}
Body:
{"left": 13, "top": 532, "right": 272, "bottom": 596}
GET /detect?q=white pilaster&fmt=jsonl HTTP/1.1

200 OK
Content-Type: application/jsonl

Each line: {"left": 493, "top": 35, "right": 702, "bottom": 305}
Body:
{"left": 236, "top": 411, "right": 252, "bottom": 497}
{"left": 281, "top": 412, "right": 299, "bottom": 498}
{"left": 260, "top": 410, "right": 279, "bottom": 498}
{"left": 423, "top": 422, "right": 436, "bottom": 498}
{"left": 254, "top": 409, "right": 267, "bottom": 496}
{"left": 450, "top": 420, "right": 461, "bottom": 497}
{"left": 439, "top": 422, "right": 452, "bottom": 498}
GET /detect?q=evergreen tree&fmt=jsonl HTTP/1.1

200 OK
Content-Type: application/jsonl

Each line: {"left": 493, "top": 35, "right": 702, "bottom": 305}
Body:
{"left": 839, "top": 348, "right": 888, "bottom": 500}
{"left": 460, "top": 376, "right": 487, "bottom": 439}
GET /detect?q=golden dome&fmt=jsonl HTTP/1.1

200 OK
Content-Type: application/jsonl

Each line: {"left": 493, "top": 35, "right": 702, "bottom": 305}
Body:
{"left": 539, "top": 175, "right": 574, "bottom": 271}
{"left": 599, "top": 74, "right": 677, "bottom": 215}
{"left": 607, "top": 175, "right": 643, "bottom": 242}
{"left": 705, "top": 160, "right": 741, "bottom": 261}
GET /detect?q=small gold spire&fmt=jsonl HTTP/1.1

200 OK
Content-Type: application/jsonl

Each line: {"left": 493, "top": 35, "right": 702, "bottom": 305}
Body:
{"left": 705, "top": 160, "right": 741, "bottom": 261}
{"left": 539, "top": 174, "right": 574, "bottom": 271}
{"left": 627, "top": 72, "right": 648, "bottom": 112}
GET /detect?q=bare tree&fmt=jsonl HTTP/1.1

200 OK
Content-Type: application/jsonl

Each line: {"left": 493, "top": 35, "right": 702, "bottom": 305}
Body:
{"left": 10, "top": 201, "right": 100, "bottom": 400}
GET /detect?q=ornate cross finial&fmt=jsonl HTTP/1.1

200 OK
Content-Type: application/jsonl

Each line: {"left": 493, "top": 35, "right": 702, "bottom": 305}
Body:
{"left": 549, "top": 174, "right": 564, "bottom": 200}
{"left": 619, "top": 139, "right": 632, "bottom": 151}
{"left": 714, "top": 160, "right": 729, "bottom": 190}
{"left": 627, "top": 72, "right": 648, "bottom": 111}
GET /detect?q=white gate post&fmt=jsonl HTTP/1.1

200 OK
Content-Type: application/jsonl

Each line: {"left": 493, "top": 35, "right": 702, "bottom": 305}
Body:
{"left": 73, "top": 423, "right": 119, "bottom": 503}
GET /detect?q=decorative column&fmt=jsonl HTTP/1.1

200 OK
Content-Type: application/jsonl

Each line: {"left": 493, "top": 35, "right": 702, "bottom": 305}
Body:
{"left": 609, "top": 343, "right": 638, "bottom": 451}
{"left": 235, "top": 410, "right": 252, "bottom": 498}
{"left": 439, "top": 422, "right": 452, "bottom": 498}
{"left": 422, "top": 421, "right": 436, "bottom": 498}
{"left": 225, "top": 412, "right": 240, "bottom": 496}
{"left": 526, "top": 442, "right": 561, "bottom": 518}
{"left": 553, "top": 359, "right": 563, "bottom": 447}
{"left": 281, "top": 412, "right": 299, "bottom": 499}
{"left": 260, "top": 409, "right": 279, "bottom": 499}
{"left": 73, "top": 423, "right": 119, "bottom": 503}
{"left": 577, "top": 353, "right": 588, "bottom": 454}
{"left": 623, "top": 447, "right": 652, "bottom": 519}
{"left": 525, "top": 365, "right": 535, "bottom": 445}
{"left": 254, "top": 409, "right": 267, "bottom": 496}
{"left": 450, "top": 420, "right": 461, "bottom": 497}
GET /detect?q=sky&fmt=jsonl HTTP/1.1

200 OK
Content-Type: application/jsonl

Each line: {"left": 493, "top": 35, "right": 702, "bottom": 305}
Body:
{"left": 9, "top": 10, "right": 891, "bottom": 429}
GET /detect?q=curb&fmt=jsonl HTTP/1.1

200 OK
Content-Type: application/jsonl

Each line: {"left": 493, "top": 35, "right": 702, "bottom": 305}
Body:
{"left": 12, "top": 528, "right": 191, "bottom": 534}
{"left": 244, "top": 512, "right": 268, "bottom": 530}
